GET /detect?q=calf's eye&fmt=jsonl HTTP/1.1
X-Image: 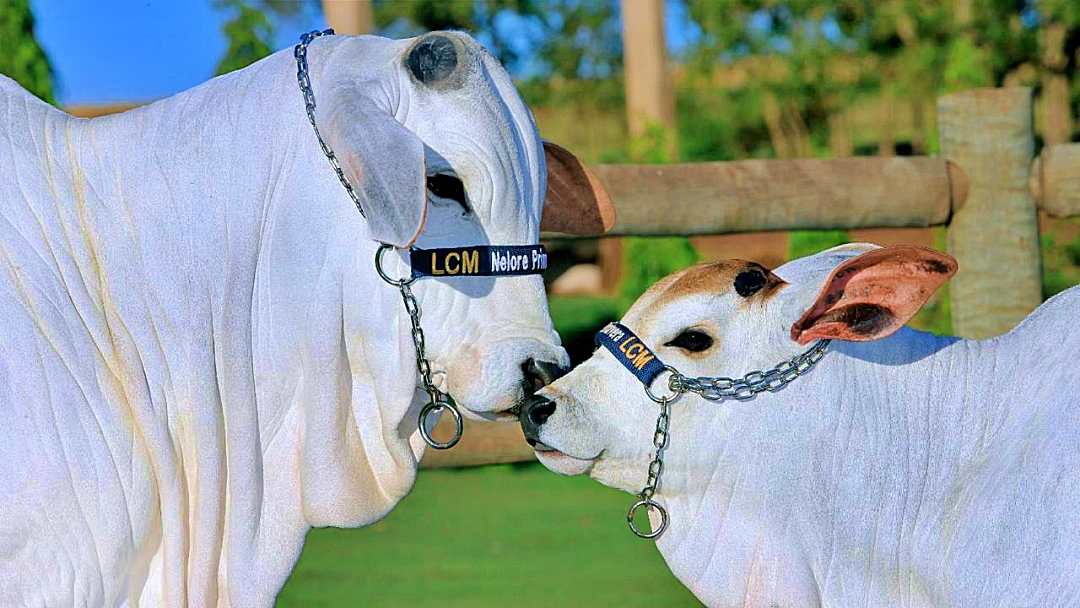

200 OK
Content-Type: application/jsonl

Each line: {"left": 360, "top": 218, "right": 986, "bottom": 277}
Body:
{"left": 734, "top": 269, "right": 768, "bottom": 297}
{"left": 665, "top": 329, "right": 714, "bottom": 353}
{"left": 427, "top": 174, "right": 469, "bottom": 212}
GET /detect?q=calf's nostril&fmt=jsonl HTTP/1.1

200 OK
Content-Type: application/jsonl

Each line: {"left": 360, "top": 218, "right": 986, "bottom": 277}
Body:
{"left": 526, "top": 397, "right": 556, "bottom": 426}
{"left": 523, "top": 358, "right": 567, "bottom": 391}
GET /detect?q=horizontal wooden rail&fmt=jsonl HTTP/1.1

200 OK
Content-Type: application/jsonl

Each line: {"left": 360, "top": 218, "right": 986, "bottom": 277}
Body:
{"left": 587, "top": 156, "right": 962, "bottom": 236}
{"left": 543, "top": 144, "right": 1080, "bottom": 240}
{"left": 1032, "top": 143, "right": 1080, "bottom": 218}
{"left": 419, "top": 417, "right": 535, "bottom": 468}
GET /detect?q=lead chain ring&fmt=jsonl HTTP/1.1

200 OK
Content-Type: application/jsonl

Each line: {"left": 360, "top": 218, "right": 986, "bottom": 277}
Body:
{"left": 628, "top": 395, "right": 672, "bottom": 539}
{"left": 300, "top": 31, "right": 460, "bottom": 450}
{"left": 628, "top": 340, "right": 830, "bottom": 539}
{"left": 375, "top": 246, "right": 463, "bottom": 450}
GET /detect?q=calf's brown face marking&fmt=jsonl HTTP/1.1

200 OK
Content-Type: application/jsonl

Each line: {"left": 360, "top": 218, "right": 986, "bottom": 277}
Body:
{"left": 641, "top": 260, "right": 786, "bottom": 313}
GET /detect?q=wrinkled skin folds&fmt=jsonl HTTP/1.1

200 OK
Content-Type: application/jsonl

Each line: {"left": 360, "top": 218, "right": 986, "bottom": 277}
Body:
{"left": 0, "top": 32, "right": 570, "bottom": 606}
{"left": 529, "top": 244, "right": 1080, "bottom": 607}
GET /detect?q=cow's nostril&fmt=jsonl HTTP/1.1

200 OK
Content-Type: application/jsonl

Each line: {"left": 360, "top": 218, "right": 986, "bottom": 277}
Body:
{"left": 523, "top": 358, "right": 567, "bottom": 392}
{"left": 526, "top": 396, "right": 556, "bottom": 426}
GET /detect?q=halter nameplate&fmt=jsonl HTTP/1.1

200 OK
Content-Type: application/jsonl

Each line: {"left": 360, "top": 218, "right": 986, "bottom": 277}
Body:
{"left": 410, "top": 245, "right": 548, "bottom": 279}
{"left": 595, "top": 322, "right": 666, "bottom": 386}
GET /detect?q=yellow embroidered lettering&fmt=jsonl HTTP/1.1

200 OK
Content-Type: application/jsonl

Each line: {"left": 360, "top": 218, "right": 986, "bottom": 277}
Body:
{"left": 462, "top": 250, "right": 479, "bottom": 274}
{"left": 632, "top": 352, "right": 655, "bottom": 370}
{"left": 445, "top": 252, "right": 460, "bottom": 275}
{"left": 432, "top": 252, "right": 444, "bottom": 275}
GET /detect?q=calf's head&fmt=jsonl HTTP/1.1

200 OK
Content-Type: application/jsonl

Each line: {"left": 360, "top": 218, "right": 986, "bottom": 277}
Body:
{"left": 521, "top": 244, "right": 956, "bottom": 497}
{"left": 313, "top": 31, "right": 614, "bottom": 418}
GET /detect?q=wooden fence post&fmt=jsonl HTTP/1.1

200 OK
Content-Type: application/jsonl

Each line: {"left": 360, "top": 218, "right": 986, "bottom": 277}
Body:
{"left": 937, "top": 88, "right": 1041, "bottom": 339}
{"left": 621, "top": 0, "right": 675, "bottom": 154}
{"left": 321, "top": 0, "right": 373, "bottom": 35}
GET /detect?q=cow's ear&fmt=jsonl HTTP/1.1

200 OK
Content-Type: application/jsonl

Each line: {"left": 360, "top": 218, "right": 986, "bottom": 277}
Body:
{"left": 790, "top": 246, "right": 957, "bottom": 345}
{"left": 318, "top": 81, "right": 427, "bottom": 249}
{"left": 540, "top": 141, "right": 616, "bottom": 236}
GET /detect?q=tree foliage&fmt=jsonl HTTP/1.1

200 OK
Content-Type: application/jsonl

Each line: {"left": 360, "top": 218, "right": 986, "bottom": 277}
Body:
{"left": 215, "top": 0, "right": 276, "bottom": 76}
{"left": 0, "top": 0, "right": 56, "bottom": 103}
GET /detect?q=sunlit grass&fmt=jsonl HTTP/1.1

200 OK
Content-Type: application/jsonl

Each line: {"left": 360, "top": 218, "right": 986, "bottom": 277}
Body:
{"left": 277, "top": 464, "right": 703, "bottom": 608}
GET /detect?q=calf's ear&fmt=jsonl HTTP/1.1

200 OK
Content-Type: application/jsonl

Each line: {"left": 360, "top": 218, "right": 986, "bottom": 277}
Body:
{"left": 540, "top": 141, "right": 616, "bottom": 236}
{"left": 790, "top": 246, "right": 957, "bottom": 345}
{"left": 318, "top": 82, "right": 427, "bottom": 249}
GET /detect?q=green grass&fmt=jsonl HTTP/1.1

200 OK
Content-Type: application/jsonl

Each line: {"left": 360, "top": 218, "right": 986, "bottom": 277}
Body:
{"left": 787, "top": 229, "right": 850, "bottom": 261}
{"left": 277, "top": 464, "right": 703, "bottom": 608}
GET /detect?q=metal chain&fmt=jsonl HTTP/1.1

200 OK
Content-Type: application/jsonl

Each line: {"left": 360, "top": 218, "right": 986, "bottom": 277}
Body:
{"left": 298, "top": 30, "right": 460, "bottom": 450}
{"left": 399, "top": 282, "right": 438, "bottom": 402}
{"left": 375, "top": 246, "right": 464, "bottom": 450}
{"left": 295, "top": 29, "right": 366, "bottom": 218}
{"left": 671, "top": 339, "right": 830, "bottom": 402}
{"left": 628, "top": 339, "right": 830, "bottom": 539}
{"left": 641, "top": 395, "right": 671, "bottom": 501}
{"left": 627, "top": 395, "right": 671, "bottom": 539}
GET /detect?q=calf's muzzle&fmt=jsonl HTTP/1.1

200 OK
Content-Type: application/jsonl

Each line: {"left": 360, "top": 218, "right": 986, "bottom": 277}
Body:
{"left": 520, "top": 395, "right": 557, "bottom": 446}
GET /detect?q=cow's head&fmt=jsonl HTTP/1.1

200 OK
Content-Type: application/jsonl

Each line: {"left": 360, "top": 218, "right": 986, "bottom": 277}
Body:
{"left": 315, "top": 31, "right": 613, "bottom": 420}
{"left": 520, "top": 244, "right": 955, "bottom": 503}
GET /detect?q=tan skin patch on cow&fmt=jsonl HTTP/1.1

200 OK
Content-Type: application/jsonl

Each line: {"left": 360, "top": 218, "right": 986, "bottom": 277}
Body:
{"left": 626, "top": 260, "right": 787, "bottom": 357}
{"left": 667, "top": 260, "right": 785, "bottom": 302}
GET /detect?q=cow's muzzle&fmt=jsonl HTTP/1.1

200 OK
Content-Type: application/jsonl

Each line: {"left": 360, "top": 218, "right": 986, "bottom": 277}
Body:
{"left": 519, "top": 394, "right": 556, "bottom": 445}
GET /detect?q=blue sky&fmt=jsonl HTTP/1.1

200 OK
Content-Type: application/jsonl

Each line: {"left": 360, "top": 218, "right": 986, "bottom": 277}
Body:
{"left": 33, "top": 0, "right": 326, "bottom": 106}
{"left": 31, "top": 0, "right": 699, "bottom": 107}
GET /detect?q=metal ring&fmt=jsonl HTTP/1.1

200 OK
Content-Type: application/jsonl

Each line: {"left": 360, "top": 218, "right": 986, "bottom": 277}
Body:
{"left": 645, "top": 366, "right": 682, "bottom": 404}
{"left": 627, "top": 499, "right": 669, "bottom": 539}
{"left": 374, "top": 245, "right": 416, "bottom": 287}
{"left": 419, "top": 400, "right": 463, "bottom": 450}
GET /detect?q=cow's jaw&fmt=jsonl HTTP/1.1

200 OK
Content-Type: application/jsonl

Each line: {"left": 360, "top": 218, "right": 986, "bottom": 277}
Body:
{"left": 533, "top": 441, "right": 596, "bottom": 476}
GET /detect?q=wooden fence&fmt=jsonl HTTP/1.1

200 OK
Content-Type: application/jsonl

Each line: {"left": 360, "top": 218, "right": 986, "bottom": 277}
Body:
{"left": 421, "top": 86, "right": 1080, "bottom": 468}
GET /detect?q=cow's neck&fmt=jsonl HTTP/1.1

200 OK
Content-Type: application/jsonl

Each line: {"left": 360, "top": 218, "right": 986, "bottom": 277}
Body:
{"left": 25, "top": 44, "right": 419, "bottom": 604}
{"left": 657, "top": 328, "right": 1007, "bottom": 606}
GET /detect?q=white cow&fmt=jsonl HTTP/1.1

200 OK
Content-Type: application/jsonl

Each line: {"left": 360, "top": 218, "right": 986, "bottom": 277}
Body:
{"left": 0, "top": 32, "right": 611, "bottom": 606}
{"left": 523, "top": 244, "right": 1080, "bottom": 607}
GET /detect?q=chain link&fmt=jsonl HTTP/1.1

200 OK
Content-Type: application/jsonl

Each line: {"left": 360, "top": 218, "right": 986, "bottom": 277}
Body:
{"left": 300, "top": 29, "right": 461, "bottom": 450}
{"left": 640, "top": 395, "right": 670, "bottom": 502}
{"left": 399, "top": 281, "right": 440, "bottom": 404}
{"left": 627, "top": 395, "right": 671, "bottom": 539}
{"left": 295, "top": 29, "right": 366, "bottom": 218}
{"left": 671, "top": 339, "right": 830, "bottom": 402}
{"left": 399, "top": 281, "right": 463, "bottom": 450}
{"left": 628, "top": 339, "right": 830, "bottom": 539}
{"left": 375, "top": 246, "right": 463, "bottom": 450}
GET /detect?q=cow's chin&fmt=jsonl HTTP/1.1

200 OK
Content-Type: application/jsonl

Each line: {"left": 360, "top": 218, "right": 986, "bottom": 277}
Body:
{"left": 533, "top": 443, "right": 595, "bottom": 476}
{"left": 456, "top": 389, "right": 525, "bottom": 422}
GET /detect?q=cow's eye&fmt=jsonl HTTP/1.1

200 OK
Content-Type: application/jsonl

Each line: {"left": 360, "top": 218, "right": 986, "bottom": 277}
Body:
{"left": 427, "top": 174, "right": 469, "bottom": 213}
{"left": 734, "top": 269, "right": 768, "bottom": 297}
{"left": 665, "top": 329, "right": 713, "bottom": 353}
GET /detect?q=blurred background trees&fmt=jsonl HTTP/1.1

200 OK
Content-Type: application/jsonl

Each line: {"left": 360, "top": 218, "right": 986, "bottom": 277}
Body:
{"left": 4, "top": 0, "right": 1079, "bottom": 325}
{"left": 0, "top": 0, "right": 54, "bottom": 103}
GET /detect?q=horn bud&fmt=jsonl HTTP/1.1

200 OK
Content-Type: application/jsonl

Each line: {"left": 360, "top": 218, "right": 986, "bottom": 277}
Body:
{"left": 406, "top": 35, "right": 458, "bottom": 84}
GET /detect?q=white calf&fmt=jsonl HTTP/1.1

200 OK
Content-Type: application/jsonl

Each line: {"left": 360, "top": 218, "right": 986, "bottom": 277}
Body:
{"left": 524, "top": 243, "right": 1080, "bottom": 607}
{"left": 0, "top": 31, "right": 611, "bottom": 606}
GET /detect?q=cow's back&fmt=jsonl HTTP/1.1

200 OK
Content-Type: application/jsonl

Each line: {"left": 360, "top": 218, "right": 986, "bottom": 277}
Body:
{"left": 943, "top": 285, "right": 1080, "bottom": 606}
{"left": 0, "top": 77, "right": 159, "bottom": 607}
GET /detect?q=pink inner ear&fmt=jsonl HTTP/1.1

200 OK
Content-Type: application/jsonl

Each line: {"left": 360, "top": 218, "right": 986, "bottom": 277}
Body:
{"left": 790, "top": 247, "right": 957, "bottom": 344}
